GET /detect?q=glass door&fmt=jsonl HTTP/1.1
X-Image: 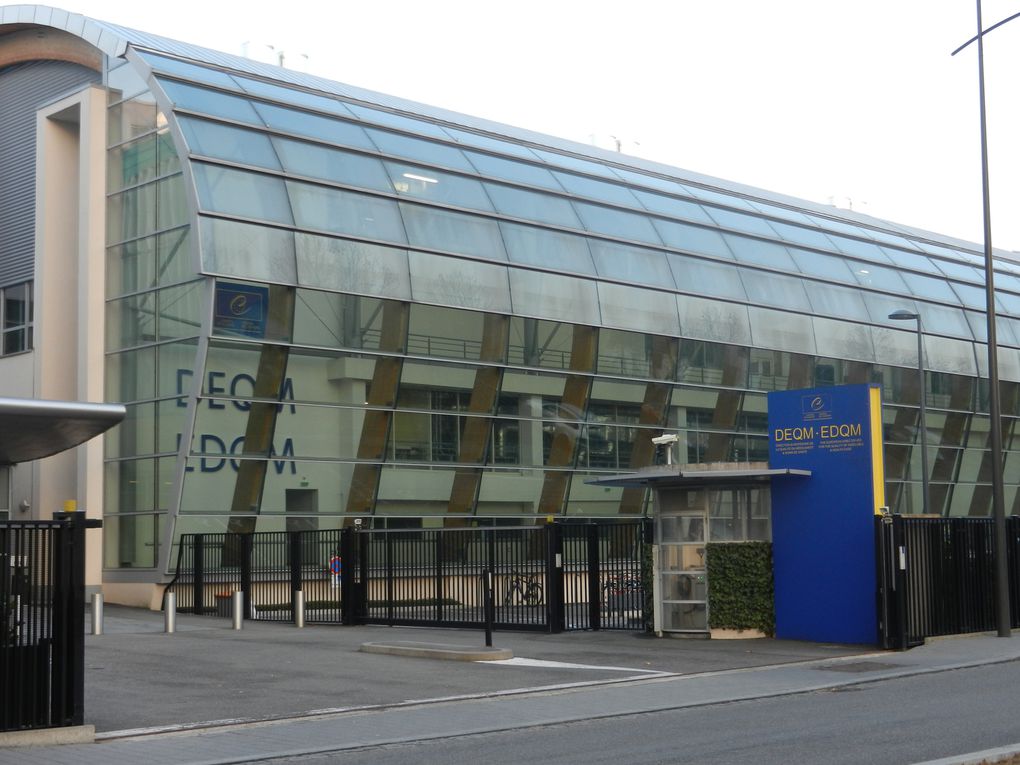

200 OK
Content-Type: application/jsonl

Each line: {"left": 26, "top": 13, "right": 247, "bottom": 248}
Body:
{"left": 658, "top": 491, "right": 708, "bottom": 633}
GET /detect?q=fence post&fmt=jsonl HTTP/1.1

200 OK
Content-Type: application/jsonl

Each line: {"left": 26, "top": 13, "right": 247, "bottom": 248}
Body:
{"left": 587, "top": 523, "right": 601, "bottom": 631}
{"left": 192, "top": 534, "right": 205, "bottom": 616}
{"left": 340, "top": 527, "right": 356, "bottom": 625}
{"left": 892, "top": 514, "right": 908, "bottom": 650}
{"left": 240, "top": 534, "right": 253, "bottom": 620}
{"left": 289, "top": 532, "right": 302, "bottom": 623}
{"left": 165, "top": 592, "right": 177, "bottom": 634}
{"left": 91, "top": 593, "right": 103, "bottom": 636}
{"left": 486, "top": 528, "right": 496, "bottom": 628}
{"left": 545, "top": 522, "right": 564, "bottom": 634}
{"left": 51, "top": 511, "right": 95, "bottom": 727}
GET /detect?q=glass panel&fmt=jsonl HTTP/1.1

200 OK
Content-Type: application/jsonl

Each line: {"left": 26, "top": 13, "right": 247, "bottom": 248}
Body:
{"left": 103, "top": 514, "right": 159, "bottom": 569}
{"left": 108, "top": 133, "right": 158, "bottom": 191}
{"left": 668, "top": 254, "right": 746, "bottom": 300}
{"left": 107, "top": 182, "right": 155, "bottom": 243}
{"left": 408, "top": 252, "right": 511, "bottom": 312}
{"left": 400, "top": 203, "right": 507, "bottom": 261}
{"left": 364, "top": 127, "right": 474, "bottom": 171}
{"left": 142, "top": 53, "right": 238, "bottom": 89}
{"left": 158, "top": 79, "right": 261, "bottom": 124}
{"left": 851, "top": 261, "right": 908, "bottom": 291}
{"left": 951, "top": 281, "right": 994, "bottom": 311}
{"left": 484, "top": 184, "right": 579, "bottom": 227}
{"left": 631, "top": 189, "right": 714, "bottom": 224}
{"left": 443, "top": 126, "right": 539, "bottom": 158}
{"left": 200, "top": 217, "right": 297, "bottom": 284}
{"left": 747, "top": 306, "right": 816, "bottom": 354}
{"left": 574, "top": 202, "right": 661, "bottom": 243}
{"left": 812, "top": 317, "right": 876, "bottom": 362}
{"left": 500, "top": 222, "right": 595, "bottom": 274}
{"left": 723, "top": 234, "right": 796, "bottom": 269}
{"left": 385, "top": 161, "right": 493, "bottom": 210}
{"left": 653, "top": 219, "right": 733, "bottom": 259}
{"left": 108, "top": 94, "right": 158, "bottom": 145}
{"left": 177, "top": 116, "right": 281, "bottom": 169}
{"left": 508, "top": 267, "right": 600, "bottom": 325}
{"left": 916, "top": 303, "right": 973, "bottom": 339}
{"left": 872, "top": 327, "right": 920, "bottom": 368}
{"left": 680, "top": 185, "right": 756, "bottom": 210}
{"left": 106, "top": 293, "right": 158, "bottom": 350}
{"left": 104, "top": 459, "right": 156, "bottom": 514}
{"left": 108, "top": 236, "right": 157, "bottom": 296}
{"left": 589, "top": 240, "right": 673, "bottom": 287}
{"left": 106, "top": 60, "right": 148, "bottom": 104}
{"left": 158, "top": 283, "right": 205, "bottom": 341}
{"left": 346, "top": 104, "right": 451, "bottom": 139}
{"left": 902, "top": 271, "right": 961, "bottom": 303}
{"left": 597, "top": 282, "right": 680, "bottom": 335}
{"left": 806, "top": 282, "right": 870, "bottom": 320}
{"left": 105, "top": 402, "right": 156, "bottom": 459}
{"left": 234, "top": 76, "right": 354, "bottom": 116}
{"left": 739, "top": 268, "right": 811, "bottom": 311}
{"left": 661, "top": 573, "right": 708, "bottom": 602}
{"left": 766, "top": 220, "right": 835, "bottom": 249}
{"left": 274, "top": 138, "right": 390, "bottom": 190}
{"left": 676, "top": 296, "right": 752, "bottom": 346}
{"left": 292, "top": 292, "right": 397, "bottom": 351}
{"left": 252, "top": 102, "right": 375, "bottom": 150}
{"left": 463, "top": 150, "right": 562, "bottom": 189}
{"left": 789, "top": 248, "right": 856, "bottom": 281}
{"left": 660, "top": 545, "right": 707, "bottom": 572}
{"left": 934, "top": 258, "right": 984, "bottom": 283}
{"left": 157, "top": 227, "right": 193, "bottom": 286}
{"left": 828, "top": 234, "right": 892, "bottom": 263}
{"left": 532, "top": 148, "right": 619, "bottom": 178}
{"left": 923, "top": 335, "right": 977, "bottom": 376}
{"left": 288, "top": 181, "right": 405, "bottom": 241}
{"left": 507, "top": 318, "right": 581, "bottom": 370}
{"left": 192, "top": 164, "right": 293, "bottom": 224}
{"left": 156, "top": 174, "right": 188, "bottom": 231}
{"left": 158, "top": 339, "right": 202, "bottom": 399}
{"left": 551, "top": 171, "right": 640, "bottom": 206}
{"left": 295, "top": 233, "right": 411, "bottom": 299}
{"left": 705, "top": 207, "right": 778, "bottom": 237}
{"left": 596, "top": 330, "right": 667, "bottom": 379}
{"left": 106, "top": 347, "right": 156, "bottom": 402}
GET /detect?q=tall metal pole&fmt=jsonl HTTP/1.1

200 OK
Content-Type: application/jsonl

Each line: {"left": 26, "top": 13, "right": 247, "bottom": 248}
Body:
{"left": 915, "top": 317, "right": 931, "bottom": 517}
{"left": 975, "top": 0, "right": 1011, "bottom": 637}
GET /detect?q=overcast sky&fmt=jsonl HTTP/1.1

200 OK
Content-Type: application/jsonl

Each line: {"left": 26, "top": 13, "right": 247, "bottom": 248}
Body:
{"left": 63, "top": 0, "right": 1020, "bottom": 252}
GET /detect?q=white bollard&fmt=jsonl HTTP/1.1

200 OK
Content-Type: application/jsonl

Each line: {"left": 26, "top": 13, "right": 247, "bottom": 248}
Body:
{"left": 165, "top": 592, "right": 176, "bottom": 634}
{"left": 294, "top": 590, "right": 305, "bottom": 628}
{"left": 91, "top": 592, "right": 104, "bottom": 636}
{"left": 232, "top": 591, "right": 243, "bottom": 630}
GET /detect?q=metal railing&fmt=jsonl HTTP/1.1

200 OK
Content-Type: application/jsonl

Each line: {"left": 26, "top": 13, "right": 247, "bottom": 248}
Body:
{"left": 1, "top": 513, "right": 92, "bottom": 732}
{"left": 167, "top": 520, "right": 651, "bottom": 633}
{"left": 876, "top": 514, "right": 1020, "bottom": 649}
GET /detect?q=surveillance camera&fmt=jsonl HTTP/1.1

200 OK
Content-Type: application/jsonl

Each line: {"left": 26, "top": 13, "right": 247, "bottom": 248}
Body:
{"left": 353, "top": 518, "right": 363, "bottom": 527}
{"left": 651, "top": 434, "right": 679, "bottom": 446}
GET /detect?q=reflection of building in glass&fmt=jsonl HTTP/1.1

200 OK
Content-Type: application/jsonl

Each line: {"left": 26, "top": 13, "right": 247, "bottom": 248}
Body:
{"left": 3, "top": 6, "right": 1020, "bottom": 603}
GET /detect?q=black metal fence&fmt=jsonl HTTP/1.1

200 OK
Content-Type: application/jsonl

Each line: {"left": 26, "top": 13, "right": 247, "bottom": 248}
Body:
{"left": 0, "top": 513, "right": 91, "bottom": 732}
{"left": 167, "top": 520, "right": 651, "bottom": 633}
{"left": 876, "top": 515, "right": 1020, "bottom": 649}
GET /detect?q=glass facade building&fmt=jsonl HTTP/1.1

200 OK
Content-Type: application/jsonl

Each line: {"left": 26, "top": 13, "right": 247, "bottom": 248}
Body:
{"left": 6, "top": 7, "right": 1020, "bottom": 583}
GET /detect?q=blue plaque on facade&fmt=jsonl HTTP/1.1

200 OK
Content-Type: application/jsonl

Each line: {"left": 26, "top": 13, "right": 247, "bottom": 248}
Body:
{"left": 213, "top": 283, "right": 269, "bottom": 339}
{"left": 768, "top": 383, "right": 885, "bottom": 644}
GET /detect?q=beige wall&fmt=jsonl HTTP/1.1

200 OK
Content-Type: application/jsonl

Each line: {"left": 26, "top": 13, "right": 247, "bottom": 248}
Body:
{"left": 30, "top": 85, "right": 108, "bottom": 592}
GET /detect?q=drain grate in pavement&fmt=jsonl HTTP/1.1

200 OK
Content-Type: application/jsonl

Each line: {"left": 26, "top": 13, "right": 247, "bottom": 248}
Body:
{"left": 814, "top": 661, "right": 901, "bottom": 673}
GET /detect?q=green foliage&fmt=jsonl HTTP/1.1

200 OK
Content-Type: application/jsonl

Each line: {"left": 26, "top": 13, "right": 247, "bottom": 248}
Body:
{"left": 641, "top": 542, "right": 654, "bottom": 632}
{"left": 706, "top": 542, "right": 775, "bottom": 636}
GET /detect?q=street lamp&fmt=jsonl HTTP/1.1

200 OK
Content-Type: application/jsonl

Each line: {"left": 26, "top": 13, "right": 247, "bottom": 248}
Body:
{"left": 952, "top": 0, "right": 1012, "bottom": 638}
{"left": 889, "top": 310, "right": 930, "bottom": 517}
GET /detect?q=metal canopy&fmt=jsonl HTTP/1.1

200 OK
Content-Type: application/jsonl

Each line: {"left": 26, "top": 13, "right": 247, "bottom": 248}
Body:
{"left": 0, "top": 397, "right": 125, "bottom": 465}
{"left": 584, "top": 465, "right": 812, "bottom": 489}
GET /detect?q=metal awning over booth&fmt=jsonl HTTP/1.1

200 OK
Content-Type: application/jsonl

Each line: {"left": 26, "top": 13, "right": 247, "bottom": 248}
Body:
{"left": 585, "top": 465, "right": 812, "bottom": 489}
{"left": 0, "top": 397, "right": 126, "bottom": 465}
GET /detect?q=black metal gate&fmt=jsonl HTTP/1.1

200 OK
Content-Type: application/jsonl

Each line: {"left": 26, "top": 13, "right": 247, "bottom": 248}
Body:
{"left": 0, "top": 513, "right": 90, "bottom": 732}
{"left": 876, "top": 514, "right": 1020, "bottom": 649}
{"left": 168, "top": 520, "right": 650, "bottom": 633}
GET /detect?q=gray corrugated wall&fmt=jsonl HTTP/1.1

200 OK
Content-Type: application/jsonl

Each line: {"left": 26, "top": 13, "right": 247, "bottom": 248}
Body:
{"left": 0, "top": 60, "right": 101, "bottom": 288}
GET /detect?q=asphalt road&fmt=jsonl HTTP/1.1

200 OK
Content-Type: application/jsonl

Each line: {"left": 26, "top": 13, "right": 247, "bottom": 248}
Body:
{"left": 260, "top": 660, "right": 1020, "bottom": 765}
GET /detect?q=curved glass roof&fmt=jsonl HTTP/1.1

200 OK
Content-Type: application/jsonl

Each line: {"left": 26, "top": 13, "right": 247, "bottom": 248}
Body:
{"left": 7, "top": 4, "right": 1020, "bottom": 378}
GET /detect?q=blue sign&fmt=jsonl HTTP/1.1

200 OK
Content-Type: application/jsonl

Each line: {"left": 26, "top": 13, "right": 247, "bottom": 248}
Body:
{"left": 214, "top": 283, "right": 269, "bottom": 339}
{"left": 768, "top": 383, "right": 885, "bottom": 644}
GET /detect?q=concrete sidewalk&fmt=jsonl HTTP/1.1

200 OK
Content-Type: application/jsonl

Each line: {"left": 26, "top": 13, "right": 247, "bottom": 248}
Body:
{"left": 4, "top": 607, "right": 1020, "bottom": 764}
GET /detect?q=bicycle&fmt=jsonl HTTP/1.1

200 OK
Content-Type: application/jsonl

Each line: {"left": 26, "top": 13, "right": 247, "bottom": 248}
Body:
{"left": 504, "top": 572, "right": 544, "bottom": 606}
